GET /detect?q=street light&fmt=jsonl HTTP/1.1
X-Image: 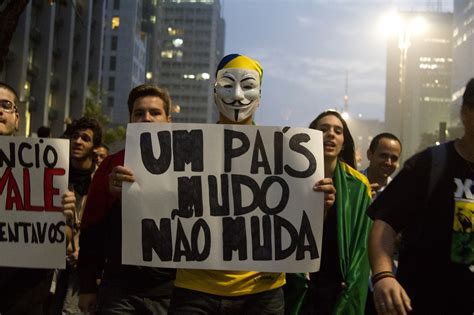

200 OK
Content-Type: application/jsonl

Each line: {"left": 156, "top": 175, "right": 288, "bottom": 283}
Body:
{"left": 379, "top": 11, "right": 427, "bottom": 154}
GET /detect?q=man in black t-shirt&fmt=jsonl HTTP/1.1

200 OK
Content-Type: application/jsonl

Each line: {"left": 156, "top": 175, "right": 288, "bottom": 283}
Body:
{"left": 367, "top": 78, "right": 474, "bottom": 315}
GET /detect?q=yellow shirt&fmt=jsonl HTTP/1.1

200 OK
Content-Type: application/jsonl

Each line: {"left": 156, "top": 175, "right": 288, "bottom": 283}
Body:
{"left": 175, "top": 269, "right": 285, "bottom": 296}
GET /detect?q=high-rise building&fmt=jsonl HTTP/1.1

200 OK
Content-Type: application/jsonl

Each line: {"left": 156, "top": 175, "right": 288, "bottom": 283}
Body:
{"left": 102, "top": 0, "right": 148, "bottom": 125}
{"left": 152, "top": 0, "right": 225, "bottom": 123}
{"left": 385, "top": 11, "right": 453, "bottom": 161}
{"left": 451, "top": 0, "right": 474, "bottom": 123}
{"left": 0, "top": 1, "right": 106, "bottom": 136}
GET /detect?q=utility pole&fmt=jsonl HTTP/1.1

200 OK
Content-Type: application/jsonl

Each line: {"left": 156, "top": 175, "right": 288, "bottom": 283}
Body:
{"left": 343, "top": 70, "right": 349, "bottom": 113}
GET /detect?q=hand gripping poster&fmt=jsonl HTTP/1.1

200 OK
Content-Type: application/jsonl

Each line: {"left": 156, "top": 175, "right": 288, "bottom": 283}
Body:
{"left": 0, "top": 137, "right": 69, "bottom": 268}
{"left": 123, "top": 123, "right": 324, "bottom": 273}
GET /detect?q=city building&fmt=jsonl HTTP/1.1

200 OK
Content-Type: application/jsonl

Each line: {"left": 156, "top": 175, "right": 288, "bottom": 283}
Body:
{"left": 451, "top": 0, "right": 474, "bottom": 124}
{"left": 0, "top": 0, "right": 106, "bottom": 136}
{"left": 151, "top": 0, "right": 225, "bottom": 123}
{"left": 102, "top": 0, "right": 148, "bottom": 125}
{"left": 384, "top": 11, "right": 453, "bottom": 161}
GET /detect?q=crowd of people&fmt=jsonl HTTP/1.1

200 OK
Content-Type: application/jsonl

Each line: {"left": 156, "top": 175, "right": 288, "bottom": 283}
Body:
{"left": 0, "top": 53, "right": 472, "bottom": 315}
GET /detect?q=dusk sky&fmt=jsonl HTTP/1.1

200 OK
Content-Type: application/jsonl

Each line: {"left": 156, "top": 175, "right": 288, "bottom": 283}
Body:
{"left": 222, "top": 0, "right": 453, "bottom": 127}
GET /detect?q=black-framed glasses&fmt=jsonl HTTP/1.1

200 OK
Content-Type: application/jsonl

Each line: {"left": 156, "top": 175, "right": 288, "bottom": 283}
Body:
{"left": 0, "top": 100, "right": 17, "bottom": 113}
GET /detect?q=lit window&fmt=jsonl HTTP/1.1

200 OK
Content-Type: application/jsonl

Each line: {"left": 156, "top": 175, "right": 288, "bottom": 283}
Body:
{"left": 197, "top": 72, "right": 210, "bottom": 80}
{"left": 168, "top": 27, "right": 177, "bottom": 36}
{"left": 167, "top": 27, "right": 184, "bottom": 36}
{"left": 172, "top": 38, "right": 183, "bottom": 47}
{"left": 161, "top": 50, "right": 174, "bottom": 58}
{"left": 150, "top": 16, "right": 156, "bottom": 24}
{"left": 48, "top": 93, "right": 53, "bottom": 109}
{"left": 112, "top": 16, "right": 120, "bottom": 30}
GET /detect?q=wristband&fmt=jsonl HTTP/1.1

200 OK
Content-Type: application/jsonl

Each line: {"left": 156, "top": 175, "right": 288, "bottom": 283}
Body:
{"left": 371, "top": 271, "right": 395, "bottom": 285}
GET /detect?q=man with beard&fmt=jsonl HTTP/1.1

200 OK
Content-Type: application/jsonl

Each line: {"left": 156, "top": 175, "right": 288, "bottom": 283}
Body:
{"left": 0, "top": 82, "right": 76, "bottom": 314}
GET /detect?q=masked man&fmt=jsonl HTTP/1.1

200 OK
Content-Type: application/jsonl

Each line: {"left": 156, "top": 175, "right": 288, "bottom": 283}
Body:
{"left": 167, "top": 54, "right": 335, "bottom": 314}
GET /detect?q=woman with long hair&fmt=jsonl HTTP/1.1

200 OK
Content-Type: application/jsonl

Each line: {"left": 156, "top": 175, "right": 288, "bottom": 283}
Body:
{"left": 286, "top": 110, "right": 372, "bottom": 315}
{"left": 310, "top": 110, "right": 372, "bottom": 314}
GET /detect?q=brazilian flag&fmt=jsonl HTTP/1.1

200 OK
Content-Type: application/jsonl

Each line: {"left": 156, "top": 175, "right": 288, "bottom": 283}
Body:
{"left": 285, "top": 161, "right": 372, "bottom": 315}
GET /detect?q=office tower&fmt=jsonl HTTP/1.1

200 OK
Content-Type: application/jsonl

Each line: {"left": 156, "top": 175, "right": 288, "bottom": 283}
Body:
{"left": 0, "top": 1, "right": 106, "bottom": 136}
{"left": 385, "top": 11, "right": 453, "bottom": 160}
{"left": 152, "top": 0, "right": 225, "bottom": 123}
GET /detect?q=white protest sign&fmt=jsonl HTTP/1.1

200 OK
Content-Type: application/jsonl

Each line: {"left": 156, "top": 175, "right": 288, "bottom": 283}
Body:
{"left": 123, "top": 123, "right": 324, "bottom": 272}
{"left": 0, "top": 137, "right": 69, "bottom": 268}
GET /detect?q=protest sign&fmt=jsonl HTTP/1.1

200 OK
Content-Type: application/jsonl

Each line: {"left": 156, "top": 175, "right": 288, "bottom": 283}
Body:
{"left": 123, "top": 123, "right": 324, "bottom": 272}
{"left": 0, "top": 137, "right": 69, "bottom": 268}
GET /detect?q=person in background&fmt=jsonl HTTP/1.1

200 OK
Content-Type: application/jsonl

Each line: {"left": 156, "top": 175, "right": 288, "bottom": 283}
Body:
{"left": 361, "top": 132, "right": 401, "bottom": 315}
{"left": 37, "top": 126, "right": 51, "bottom": 138}
{"left": 94, "top": 143, "right": 109, "bottom": 167}
{"left": 362, "top": 133, "right": 401, "bottom": 199}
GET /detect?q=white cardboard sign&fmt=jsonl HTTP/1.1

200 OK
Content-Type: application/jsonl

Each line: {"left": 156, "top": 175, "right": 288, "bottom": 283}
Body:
{"left": 123, "top": 123, "right": 324, "bottom": 272}
{"left": 0, "top": 137, "right": 69, "bottom": 268}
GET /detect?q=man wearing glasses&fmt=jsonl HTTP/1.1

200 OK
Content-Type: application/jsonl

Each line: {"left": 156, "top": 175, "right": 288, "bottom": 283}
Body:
{"left": 0, "top": 82, "right": 77, "bottom": 314}
{"left": 0, "top": 82, "right": 19, "bottom": 136}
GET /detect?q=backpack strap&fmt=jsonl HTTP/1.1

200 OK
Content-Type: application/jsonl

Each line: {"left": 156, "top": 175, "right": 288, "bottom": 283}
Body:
{"left": 425, "top": 143, "right": 448, "bottom": 204}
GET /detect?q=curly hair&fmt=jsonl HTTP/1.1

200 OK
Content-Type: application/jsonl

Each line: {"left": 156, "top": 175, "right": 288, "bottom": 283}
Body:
{"left": 69, "top": 117, "right": 103, "bottom": 148}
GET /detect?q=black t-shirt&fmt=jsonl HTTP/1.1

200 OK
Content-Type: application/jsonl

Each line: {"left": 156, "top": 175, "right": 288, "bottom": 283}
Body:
{"left": 309, "top": 203, "right": 343, "bottom": 314}
{"left": 368, "top": 141, "right": 473, "bottom": 314}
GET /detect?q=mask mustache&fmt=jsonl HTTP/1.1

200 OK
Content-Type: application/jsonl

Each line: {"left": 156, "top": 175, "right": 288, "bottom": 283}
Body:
{"left": 222, "top": 100, "right": 252, "bottom": 106}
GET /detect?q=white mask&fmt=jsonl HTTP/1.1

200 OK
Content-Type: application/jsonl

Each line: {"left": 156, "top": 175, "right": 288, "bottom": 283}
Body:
{"left": 214, "top": 68, "right": 261, "bottom": 122}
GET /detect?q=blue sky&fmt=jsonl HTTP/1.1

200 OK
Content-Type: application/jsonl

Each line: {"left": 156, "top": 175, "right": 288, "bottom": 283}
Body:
{"left": 222, "top": 0, "right": 453, "bottom": 127}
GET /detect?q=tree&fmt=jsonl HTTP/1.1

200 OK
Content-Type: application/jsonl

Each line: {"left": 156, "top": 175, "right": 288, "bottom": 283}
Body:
{"left": 84, "top": 83, "right": 126, "bottom": 145}
{"left": 0, "top": 0, "right": 30, "bottom": 72}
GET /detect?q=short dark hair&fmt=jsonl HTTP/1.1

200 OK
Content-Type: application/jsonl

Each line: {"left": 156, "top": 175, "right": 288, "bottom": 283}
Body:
{"left": 369, "top": 132, "right": 402, "bottom": 153}
{"left": 0, "top": 82, "right": 20, "bottom": 108}
{"left": 127, "top": 84, "right": 171, "bottom": 116}
{"left": 69, "top": 117, "right": 103, "bottom": 148}
{"left": 462, "top": 78, "right": 474, "bottom": 108}
{"left": 96, "top": 143, "right": 109, "bottom": 152}
{"left": 37, "top": 126, "right": 51, "bottom": 138}
{"left": 309, "top": 110, "right": 356, "bottom": 168}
